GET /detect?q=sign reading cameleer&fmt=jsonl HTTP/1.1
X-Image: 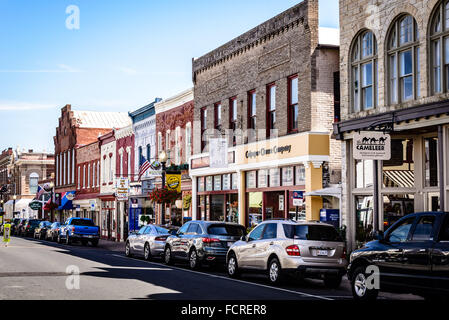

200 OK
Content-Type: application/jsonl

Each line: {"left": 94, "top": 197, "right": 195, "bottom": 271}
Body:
{"left": 116, "top": 178, "right": 130, "bottom": 201}
{"left": 353, "top": 131, "right": 391, "bottom": 161}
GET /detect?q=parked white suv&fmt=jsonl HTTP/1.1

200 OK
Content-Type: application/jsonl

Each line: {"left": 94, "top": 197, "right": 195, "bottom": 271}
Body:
{"left": 226, "top": 219, "right": 347, "bottom": 287}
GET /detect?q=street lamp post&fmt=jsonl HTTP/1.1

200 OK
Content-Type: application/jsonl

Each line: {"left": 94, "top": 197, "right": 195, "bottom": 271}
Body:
{"left": 158, "top": 151, "right": 168, "bottom": 226}
{"left": 12, "top": 195, "right": 17, "bottom": 217}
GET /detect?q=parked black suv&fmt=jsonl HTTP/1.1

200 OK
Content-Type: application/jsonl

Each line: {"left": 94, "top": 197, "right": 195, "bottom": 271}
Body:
{"left": 348, "top": 212, "right": 449, "bottom": 300}
{"left": 164, "top": 221, "right": 246, "bottom": 270}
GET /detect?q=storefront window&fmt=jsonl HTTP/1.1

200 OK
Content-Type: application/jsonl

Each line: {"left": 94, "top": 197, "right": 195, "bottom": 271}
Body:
{"left": 258, "top": 170, "right": 268, "bottom": 188}
{"left": 223, "top": 174, "right": 231, "bottom": 191}
{"left": 214, "top": 175, "right": 222, "bottom": 191}
{"left": 295, "top": 165, "right": 306, "bottom": 185}
{"left": 424, "top": 137, "right": 439, "bottom": 187}
{"left": 383, "top": 194, "right": 414, "bottom": 229}
{"left": 248, "top": 192, "right": 262, "bottom": 227}
{"left": 382, "top": 139, "right": 414, "bottom": 188}
{"left": 232, "top": 173, "right": 238, "bottom": 190}
{"left": 198, "top": 177, "right": 204, "bottom": 192}
{"left": 282, "top": 167, "right": 294, "bottom": 186}
{"left": 355, "top": 159, "right": 373, "bottom": 189}
{"left": 355, "top": 195, "right": 374, "bottom": 246}
{"left": 269, "top": 168, "right": 280, "bottom": 187}
{"left": 246, "top": 171, "right": 257, "bottom": 189}
{"left": 206, "top": 176, "right": 213, "bottom": 191}
{"left": 226, "top": 194, "right": 238, "bottom": 223}
{"left": 211, "top": 195, "right": 225, "bottom": 221}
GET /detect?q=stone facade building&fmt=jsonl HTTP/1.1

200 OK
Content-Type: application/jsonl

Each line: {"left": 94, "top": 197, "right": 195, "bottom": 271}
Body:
{"left": 190, "top": 0, "right": 341, "bottom": 227}
{"left": 155, "top": 88, "right": 194, "bottom": 226}
{"left": 0, "top": 148, "right": 13, "bottom": 206}
{"left": 54, "top": 104, "right": 131, "bottom": 223}
{"left": 335, "top": 0, "right": 449, "bottom": 250}
{"left": 4, "top": 148, "right": 54, "bottom": 219}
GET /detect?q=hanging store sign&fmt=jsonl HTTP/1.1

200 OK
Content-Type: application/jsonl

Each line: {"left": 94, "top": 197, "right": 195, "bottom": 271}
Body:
{"left": 166, "top": 174, "right": 182, "bottom": 193}
{"left": 209, "top": 138, "right": 228, "bottom": 168}
{"left": 353, "top": 131, "right": 391, "bottom": 161}
{"left": 29, "top": 201, "right": 42, "bottom": 211}
{"left": 116, "top": 177, "right": 130, "bottom": 201}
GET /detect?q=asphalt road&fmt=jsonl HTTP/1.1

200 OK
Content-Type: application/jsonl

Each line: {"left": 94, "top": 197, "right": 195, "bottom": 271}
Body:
{"left": 0, "top": 237, "right": 421, "bottom": 300}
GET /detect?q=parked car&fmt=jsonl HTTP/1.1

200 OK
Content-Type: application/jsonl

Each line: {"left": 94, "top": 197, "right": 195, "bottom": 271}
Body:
{"left": 16, "top": 219, "right": 28, "bottom": 236}
{"left": 164, "top": 221, "right": 246, "bottom": 270}
{"left": 58, "top": 217, "right": 100, "bottom": 246}
{"left": 34, "top": 221, "right": 52, "bottom": 240}
{"left": 46, "top": 222, "right": 61, "bottom": 241}
{"left": 125, "top": 225, "right": 172, "bottom": 260}
{"left": 226, "top": 219, "right": 347, "bottom": 287}
{"left": 348, "top": 211, "right": 449, "bottom": 301}
{"left": 21, "top": 219, "right": 42, "bottom": 237}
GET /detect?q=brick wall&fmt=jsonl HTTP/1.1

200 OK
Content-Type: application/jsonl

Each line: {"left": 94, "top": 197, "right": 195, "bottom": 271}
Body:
{"left": 339, "top": 0, "right": 447, "bottom": 122}
{"left": 192, "top": 0, "right": 319, "bottom": 155}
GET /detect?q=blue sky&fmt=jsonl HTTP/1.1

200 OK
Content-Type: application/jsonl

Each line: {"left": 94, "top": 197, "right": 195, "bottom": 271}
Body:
{"left": 0, "top": 0, "right": 339, "bottom": 153}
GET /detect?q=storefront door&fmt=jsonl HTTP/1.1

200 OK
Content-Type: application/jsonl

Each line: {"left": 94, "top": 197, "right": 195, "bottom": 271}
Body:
{"left": 264, "top": 192, "right": 285, "bottom": 220}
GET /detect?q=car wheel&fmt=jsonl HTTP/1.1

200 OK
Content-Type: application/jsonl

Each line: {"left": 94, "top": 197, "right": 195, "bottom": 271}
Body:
{"left": 90, "top": 239, "right": 99, "bottom": 247}
{"left": 227, "top": 253, "right": 240, "bottom": 278}
{"left": 66, "top": 235, "right": 71, "bottom": 245}
{"left": 81, "top": 240, "right": 88, "bottom": 246}
{"left": 164, "top": 246, "right": 174, "bottom": 265}
{"left": 189, "top": 249, "right": 200, "bottom": 270}
{"left": 324, "top": 275, "right": 342, "bottom": 289}
{"left": 125, "top": 242, "right": 132, "bottom": 257}
{"left": 144, "top": 243, "right": 152, "bottom": 261}
{"left": 351, "top": 266, "right": 379, "bottom": 301}
{"left": 267, "top": 258, "right": 283, "bottom": 285}
{"left": 57, "top": 235, "right": 61, "bottom": 244}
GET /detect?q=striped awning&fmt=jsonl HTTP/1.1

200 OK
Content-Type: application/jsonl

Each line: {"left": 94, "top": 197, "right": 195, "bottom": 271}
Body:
{"left": 383, "top": 170, "right": 415, "bottom": 188}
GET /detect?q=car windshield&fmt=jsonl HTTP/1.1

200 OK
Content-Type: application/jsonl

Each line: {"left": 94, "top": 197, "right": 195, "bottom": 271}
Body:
{"left": 207, "top": 224, "right": 246, "bottom": 237}
{"left": 43, "top": 222, "right": 52, "bottom": 227}
{"left": 29, "top": 220, "right": 40, "bottom": 226}
{"left": 283, "top": 224, "right": 343, "bottom": 242}
{"left": 154, "top": 226, "right": 169, "bottom": 234}
{"left": 71, "top": 219, "right": 95, "bottom": 226}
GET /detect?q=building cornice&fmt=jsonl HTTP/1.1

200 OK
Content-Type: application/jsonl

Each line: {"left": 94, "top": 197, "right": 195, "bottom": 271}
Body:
{"left": 154, "top": 88, "right": 193, "bottom": 114}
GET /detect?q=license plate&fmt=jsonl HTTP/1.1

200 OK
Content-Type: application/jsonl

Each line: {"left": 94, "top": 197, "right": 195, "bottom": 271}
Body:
{"left": 84, "top": 235, "right": 93, "bottom": 238}
{"left": 317, "top": 250, "right": 328, "bottom": 256}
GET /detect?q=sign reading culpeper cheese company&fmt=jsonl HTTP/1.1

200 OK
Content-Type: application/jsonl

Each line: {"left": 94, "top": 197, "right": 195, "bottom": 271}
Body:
{"left": 353, "top": 131, "right": 391, "bottom": 161}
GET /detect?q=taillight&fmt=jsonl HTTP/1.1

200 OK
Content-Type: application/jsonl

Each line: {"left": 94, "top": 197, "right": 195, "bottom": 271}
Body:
{"left": 72, "top": 227, "right": 75, "bottom": 232}
{"left": 286, "top": 245, "right": 300, "bottom": 256}
{"left": 202, "top": 238, "right": 220, "bottom": 244}
{"left": 155, "top": 236, "right": 167, "bottom": 241}
{"left": 341, "top": 248, "right": 347, "bottom": 259}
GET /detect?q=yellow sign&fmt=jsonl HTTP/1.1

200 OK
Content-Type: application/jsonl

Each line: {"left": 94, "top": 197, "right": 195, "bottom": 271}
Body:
{"left": 235, "top": 132, "right": 330, "bottom": 165}
{"left": 3, "top": 224, "right": 11, "bottom": 243}
{"left": 166, "top": 174, "right": 181, "bottom": 193}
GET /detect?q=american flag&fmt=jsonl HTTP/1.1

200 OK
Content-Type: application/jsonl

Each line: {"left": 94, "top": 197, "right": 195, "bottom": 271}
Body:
{"left": 138, "top": 155, "right": 151, "bottom": 181}
{"left": 35, "top": 185, "right": 45, "bottom": 199}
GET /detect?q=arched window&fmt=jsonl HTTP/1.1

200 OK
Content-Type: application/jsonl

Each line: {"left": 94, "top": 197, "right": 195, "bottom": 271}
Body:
{"left": 430, "top": 1, "right": 449, "bottom": 93}
{"left": 29, "top": 172, "right": 39, "bottom": 194}
{"left": 351, "top": 30, "right": 378, "bottom": 112}
{"left": 387, "top": 14, "right": 420, "bottom": 103}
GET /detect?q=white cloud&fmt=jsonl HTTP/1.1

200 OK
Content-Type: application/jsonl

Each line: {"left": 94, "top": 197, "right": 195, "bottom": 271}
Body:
{"left": 0, "top": 64, "right": 82, "bottom": 73}
{"left": 118, "top": 67, "right": 139, "bottom": 75}
{"left": 0, "top": 101, "right": 57, "bottom": 111}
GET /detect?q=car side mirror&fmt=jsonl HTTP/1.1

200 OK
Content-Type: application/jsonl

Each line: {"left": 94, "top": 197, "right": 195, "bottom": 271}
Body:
{"left": 170, "top": 230, "right": 178, "bottom": 236}
{"left": 374, "top": 230, "right": 385, "bottom": 241}
{"left": 240, "top": 235, "right": 248, "bottom": 242}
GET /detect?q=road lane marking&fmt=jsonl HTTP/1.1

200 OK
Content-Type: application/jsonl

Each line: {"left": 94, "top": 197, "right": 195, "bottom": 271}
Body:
{"left": 111, "top": 254, "right": 333, "bottom": 301}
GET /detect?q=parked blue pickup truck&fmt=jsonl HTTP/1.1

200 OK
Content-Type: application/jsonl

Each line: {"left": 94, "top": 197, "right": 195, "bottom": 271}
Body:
{"left": 58, "top": 217, "right": 100, "bottom": 247}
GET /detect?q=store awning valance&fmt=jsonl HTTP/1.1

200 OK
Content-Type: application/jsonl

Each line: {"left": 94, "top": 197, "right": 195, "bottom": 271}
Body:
{"left": 383, "top": 170, "right": 415, "bottom": 188}
{"left": 305, "top": 187, "right": 342, "bottom": 199}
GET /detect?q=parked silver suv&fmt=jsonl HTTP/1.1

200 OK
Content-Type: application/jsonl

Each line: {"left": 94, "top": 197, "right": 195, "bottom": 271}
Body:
{"left": 226, "top": 219, "right": 347, "bottom": 288}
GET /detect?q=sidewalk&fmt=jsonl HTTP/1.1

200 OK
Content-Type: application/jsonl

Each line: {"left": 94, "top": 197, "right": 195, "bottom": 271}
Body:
{"left": 98, "top": 239, "right": 126, "bottom": 253}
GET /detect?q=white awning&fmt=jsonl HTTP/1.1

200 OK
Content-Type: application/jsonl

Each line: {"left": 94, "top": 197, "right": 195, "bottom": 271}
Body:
{"left": 304, "top": 187, "right": 342, "bottom": 199}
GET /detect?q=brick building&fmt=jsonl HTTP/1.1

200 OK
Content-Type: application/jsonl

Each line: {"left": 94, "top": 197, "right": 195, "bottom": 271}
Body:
{"left": 4, "top": 148, "right": 54, "bottom": 219}
{"left": 54, "top": 104, "right": 131, "bottom": 223}
{"left": 334, "top": 0, "right": 449, "bottom": 250}
{"left": 115, "top": 124, "right": 135, "bottom": 240}
{"left": 73, "top": 141, "right": 101, "bottom": 224}
{"left": 0, "top": 148, "right": 13, "bottom": 208}
{"left": 190, "top": 0, "right": 341, "bottom": 227}
{"left": 155, "top": 88, "right": 194, "bottom": 226}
